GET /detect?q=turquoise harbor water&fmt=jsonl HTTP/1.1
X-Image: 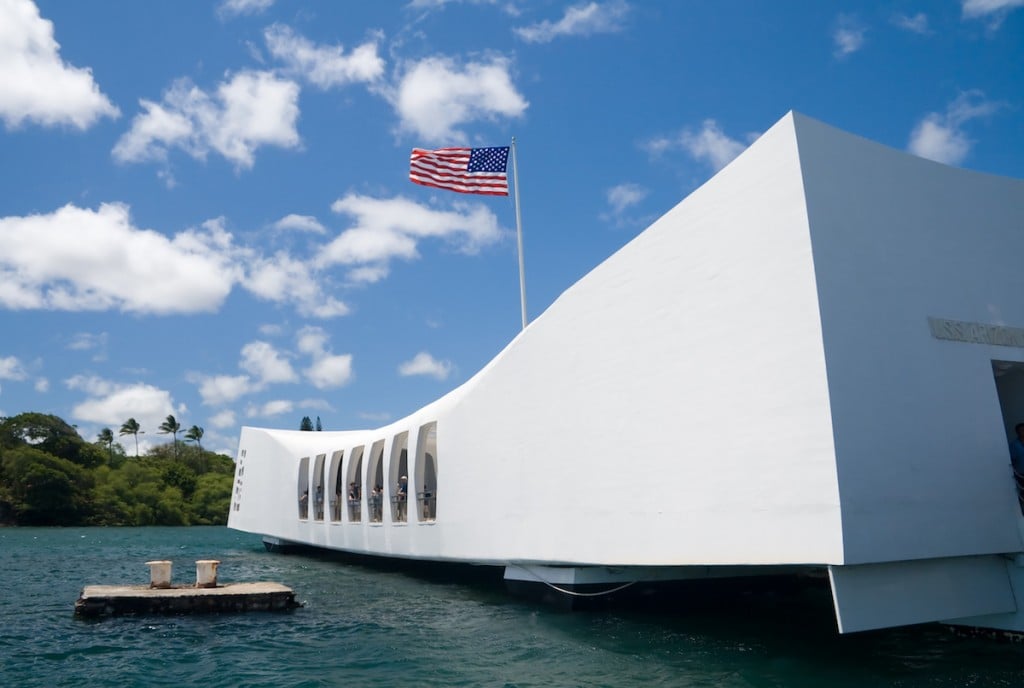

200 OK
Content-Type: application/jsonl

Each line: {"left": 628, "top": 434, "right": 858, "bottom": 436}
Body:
{"left": 0, "top": 527, "right": 1022, "bottom": 687}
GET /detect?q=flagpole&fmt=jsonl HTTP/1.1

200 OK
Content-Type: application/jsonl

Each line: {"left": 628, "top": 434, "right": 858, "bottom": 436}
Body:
{"left": 511, "top": 137, "right": 527, "bottom": 330}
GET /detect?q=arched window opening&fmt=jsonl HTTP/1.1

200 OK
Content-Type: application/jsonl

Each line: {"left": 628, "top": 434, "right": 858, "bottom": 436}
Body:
{"left": 312, "top": 454, "right": 326, "bottom": 521}
{"left": 389, "top": 432, "right": 409, "bottom": 523}
{"left": 346, "top": 446, "right": 364, "bottom": 522}
{"left": 367, "top": 440, "right": 385, "bottom": 523}
{"left": 297, "top": 456, "right": 310, "bottom": 519}
{"left": 415, "top": 422, "right": 438, "bottom": 521}
{"left": 329, "top": 450, "right": 344, "bottom": 522}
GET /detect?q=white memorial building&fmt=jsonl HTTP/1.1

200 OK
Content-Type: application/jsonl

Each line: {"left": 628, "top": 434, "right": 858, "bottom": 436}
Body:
{"left": 229, "top": 111, "right": 1024, "bottom": 634}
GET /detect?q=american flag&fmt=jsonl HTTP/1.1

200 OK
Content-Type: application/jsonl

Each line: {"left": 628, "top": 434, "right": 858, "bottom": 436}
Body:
{"left": 409, "top": 146, "right": 510, "bottom": 196}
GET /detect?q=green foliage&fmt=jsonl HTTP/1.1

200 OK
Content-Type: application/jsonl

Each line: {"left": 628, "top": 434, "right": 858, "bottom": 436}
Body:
{"left": 119, "top": 417, "right": 143, "bottom": 458}
{"left": 1, "top": 446, "right": 94, "bottom": 525}
{"left": 0, "top": 412, "right": 105, "bottom": 469}
{"left": 184, "top": 425, "right": 204, "bottom": 450}
{"left": 300, "top": 416, "right": 313, "bottom": 431}
{"left": 0, "top": 411, "right": 236, "bottom": 527}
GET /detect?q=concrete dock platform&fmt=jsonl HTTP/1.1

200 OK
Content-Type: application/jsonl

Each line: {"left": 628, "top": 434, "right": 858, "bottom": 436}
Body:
{"left": 75, "top": 582, "right": 301, "bottom": 618}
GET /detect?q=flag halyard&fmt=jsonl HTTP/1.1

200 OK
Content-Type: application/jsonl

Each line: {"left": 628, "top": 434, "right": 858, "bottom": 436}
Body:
{"left": 409, "top": 146, "right": 510, "bottom": 196}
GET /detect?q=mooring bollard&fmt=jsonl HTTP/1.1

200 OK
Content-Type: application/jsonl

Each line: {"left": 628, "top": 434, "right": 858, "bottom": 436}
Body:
{"left": 146, "top": 560, "right": 173, "bottom": 589}
{"left": 195, "top": 560, "right": 220, "bottom": 588}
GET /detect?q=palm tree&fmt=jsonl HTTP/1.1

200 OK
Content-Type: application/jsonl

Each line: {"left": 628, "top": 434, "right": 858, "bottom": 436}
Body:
{"left": 119, "top": 417, "right": 143, "bottom": 458}
{"left": 97, "top": 427, "right": 115, "bottom": 463}
{"left": 158, "top": 414, "right": 182, "bottom": 458}
{"left": 185, "top": 425, "right": 204, "bottom": 452}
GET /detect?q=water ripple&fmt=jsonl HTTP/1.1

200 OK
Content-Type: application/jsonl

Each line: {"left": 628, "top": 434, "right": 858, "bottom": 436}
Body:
{"left": 1, "top": 527, "right": 1023, "bottom": 687}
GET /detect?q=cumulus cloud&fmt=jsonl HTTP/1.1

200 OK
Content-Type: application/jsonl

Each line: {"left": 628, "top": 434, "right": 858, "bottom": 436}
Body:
{"left": 34, "top": 377, "right": 49, "bottom": 393}
{"left": 962, "top": 0, "right": 1024, "bottom": 27}
{"left": 892, "top": 12, "right": 930, "bottom": 33}
{"left": 240, "top": 340, "right": 297, "bottom": 384}
{"left": 0, "top": 203, "right": 238, "bottom": 313}
{"left": 240, "top": 250, "right": 350, "bottom": 318}
{"left": 296, "top": 326, "right": 353, "bottom": 389}
{"left": 0, "top": 356, "right": 28, "bottom": 381}
{"left": 272, "top": 214, "right": 326, "bottom": 234}
{"left": 390, "top": 55, "right": 527, "bottom": 141}
{"left": 907, "top": 91, "right": 998, "bottom": 165}
{"left": 0, "top": 203, "right": 347, "bottom": 318}
{"left": 66, "top": 375, "right": 177, "bottom": 431}
{"left": 209, "top": 409, "right": 237, "bottom": 428}
{"left": 245, "top": 399, "right": 294, "bottom": 418}
{"left": 217, "top": 0, "right": 274, "bottom": 18}
{"left": 0, "top": 0, "right": 119, "bottom": 130}
{"left": 606, "top": 183, "right": 647, "bottom": 214}
{"left": 398, "top": 352, "right": 452, "bottom": 380}
{"left": 514, "top": 1, "right": 630, "bottom": 43}
{"left": 67, "top": 331, "right": 107, "bottom": 351}
{"left": 113, "top": 70, "right": 300, "bottom": 170}
{"left": 833, "top": 14, "right": 866, "bottom": 58}
{"left": 193, "top": 374, "right": 256, "bottom": 406}
{"left": 192, "top": 339, "right": 296, "bottom": 406}
{"left": 264, "top": 24, "right": 385, "bottom": 89}
{"left": 407, "top": 0, "right": 510, "bottom": 9}
{"left": 193, "top": 331, "right": 349, "bottom": 406}
{"left": 323, "top": 193, "right": 503, "bottom": 282}
{"left": 643, "top": 119, "right": 752, "bottom": 172}
{"left": 600, "top": 183, "right": 649, "bottom": 228}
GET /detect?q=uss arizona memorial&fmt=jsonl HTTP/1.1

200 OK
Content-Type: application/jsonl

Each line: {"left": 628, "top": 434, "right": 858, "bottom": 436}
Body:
{"left": 229, "top": 111, "right": 1024, "bottom": 634}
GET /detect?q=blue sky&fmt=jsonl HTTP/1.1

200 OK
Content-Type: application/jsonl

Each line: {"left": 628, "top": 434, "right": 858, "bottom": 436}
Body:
{"left": 0, "top": 0, "right": 1021, "bottom": 456}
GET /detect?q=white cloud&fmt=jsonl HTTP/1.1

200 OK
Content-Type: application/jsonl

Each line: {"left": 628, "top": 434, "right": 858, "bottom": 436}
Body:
{"left": 323, "top": 194, "right": 503, "bottom": 282}
{"left": 66, "top": 375, "right": 177, "bottom": 432}
{"left": 833, "top": 14, "right": 866, "bottom": 58}
{"left": 259, "top": 323, "right": 284, "bottom": 336}
{"left": 209, "top": 409, "right": 237, "bottom": 428}
{"left": 194, "top": 374, "right": 255, "bottom": 406}
{"left": 601, "top": 183, "right": 649, "bottom": 228}
{"left": 0, "top": 203, "right": 239, "bottom": 313}
{"left": 240, "top": 340, "right": 297, "bottom": 384}
{"left": 272, "top": 214, "right": 326, "bottom": 234}
{"left": 514, "top": 1, "right": 630, "bottom": 43}
{"left": 264, "top": 24, "right": 385, "bottom": 89}
{"left": 34, "top": 377, "right": 48, "bottom": 393}
{"left": 0, "top": 0, "right": 119, "bottom": 130}
{"left": 962, "top": 0, "right": 1024, "bottom": 27}
{"left": 644, "top": 119, "right": 751, "bottom": 172}
{"left": 241, "top": 250, "right": 350, "bottom": 319}
{"left": 306, "top": 355, "right": 354, "bottom": 388}
{"left": 606, "top": 183, "right": 647, "bottom": 214}
{"left": 407, "top": 0, "right": 506, "bottom": 8}
{"left": 892, "top": 12, "right": 930, "bottom": 33}
{"left": 246, "top": 399, "right": 294, "bottom": 417}
{"left": 296, "top": 327, "right": 329, "bottom": 356}
{"left": 0, "top": 356, "right": 28, "bottom": 380}
{"left": 67, "top": 331, "right": 107, "bottom": 351}
{"left": 346, "top": 265, "right": 390, "bottom": 284}
{"left": 192, "top": 339, "right": 295, "bottom": 407}
{"left": 113, "top": 70, "right": 300, "bottom": 170}
{"left": 907, "top": 91, "right": 998, "bottom": 165}
{"left": 217, "top": 0, "right": 275, "bottom": 18}
{"left": 67, "top": 331, "right": 108, "bottom": 361}
{"left": 0, "top": 202, "right": 346, "bottom": 318}
{"left": 296, "top": 326, "right": 354, "bottom": 389}
{"left": 390, "top": 56, "right": 527, "bottom": 141}
{"left": 398, "top": 352, "right": 452, "bottom": 380}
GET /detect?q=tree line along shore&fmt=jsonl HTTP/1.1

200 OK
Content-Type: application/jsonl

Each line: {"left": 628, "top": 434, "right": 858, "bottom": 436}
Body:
{"left": 0, "top": 412, "right": 233, "bottom": 527}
